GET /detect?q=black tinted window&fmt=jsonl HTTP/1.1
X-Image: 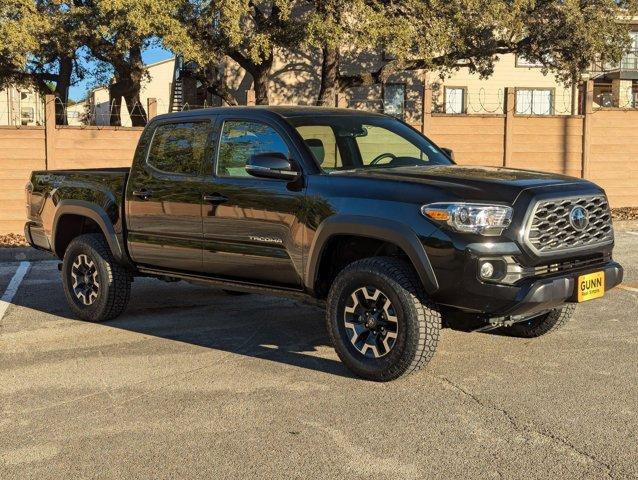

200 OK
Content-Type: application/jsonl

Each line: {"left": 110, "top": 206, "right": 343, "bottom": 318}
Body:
{"left": 147, "top": 122, "right": 210, "bottom": 175}
{"left": 288, "top": 115, "right": 452, "bottom": 172}
{"left": 217, "top": 121, "right": 289, "bottom": 177}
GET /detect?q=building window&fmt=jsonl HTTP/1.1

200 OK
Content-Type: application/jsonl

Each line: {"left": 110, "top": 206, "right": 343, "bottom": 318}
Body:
{"left": 621, "top": 32, "right": 638, "bottom": 70}
{"left": 21, "top": 107, "right": 34, "bottom": 126}
{"left": 444, "top": 87, "right": 467, "bottom": 114}
{"left": 516, "top": 88, "right": 554, "bottom": 115}
{"left": 515, "top": 55, "right": 544, "bottom": 68}
{"left": 383, "top": 83, "right": 405, "bottom": 119}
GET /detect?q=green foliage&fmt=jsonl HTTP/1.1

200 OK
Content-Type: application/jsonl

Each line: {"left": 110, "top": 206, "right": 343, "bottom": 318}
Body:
{"left": 359, "top": 0, "right": 638, "bottom": 85}
{"left": 0, "top": 0, "right": 64, "bottom": 90}
{"left": 2, "top": 0, "right": 636, "bottom": 112}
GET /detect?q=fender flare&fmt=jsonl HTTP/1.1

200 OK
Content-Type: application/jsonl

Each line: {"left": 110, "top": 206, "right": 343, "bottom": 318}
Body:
{"left": 52, "top": 200, "right": 127, "bottom": 264}
{"left": 305, "top": 215, "right": 439, "bottom": 295}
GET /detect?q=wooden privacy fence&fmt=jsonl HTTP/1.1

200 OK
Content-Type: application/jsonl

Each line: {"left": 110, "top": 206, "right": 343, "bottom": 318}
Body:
{"left": 420, "top": 82, "right": 638, "bottom": 209}
{"left": 1, "top": 85, "right": 637, "bottom": 235}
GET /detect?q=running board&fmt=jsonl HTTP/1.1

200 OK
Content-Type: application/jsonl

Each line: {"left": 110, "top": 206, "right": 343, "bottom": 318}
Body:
{"left": 137, "top": 267, "right": 322, "bottom": 305}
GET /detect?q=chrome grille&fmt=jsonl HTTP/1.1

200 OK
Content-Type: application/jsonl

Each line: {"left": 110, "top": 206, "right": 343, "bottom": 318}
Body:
{"left": 525, "top": 195, "right": 613, "bottom": 255}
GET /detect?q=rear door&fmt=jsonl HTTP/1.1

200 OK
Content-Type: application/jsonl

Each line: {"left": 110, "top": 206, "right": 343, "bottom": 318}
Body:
{"left": 201, "top": 115, "right": 306, "bottom": 287}
{"left": 126, "top": 118, "right": 214, "bottom": 272}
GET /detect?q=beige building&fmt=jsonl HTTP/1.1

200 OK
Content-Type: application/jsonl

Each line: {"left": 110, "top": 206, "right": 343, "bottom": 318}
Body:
{"left": 219, "top": 50, "right": 578, "bottom": 123}
{"left": 0, "top": 86, "right": 44, "bottom": 126}
{"left": 591, "top": 18, "right": 638, "bottom": 108}
{"left": 89, "top": 57, "right": 176, "bottom": 126}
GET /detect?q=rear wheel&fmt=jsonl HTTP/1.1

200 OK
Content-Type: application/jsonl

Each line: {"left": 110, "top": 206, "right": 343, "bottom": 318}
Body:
{"left": 326, "top": 257, "right": 441, "bottom": 381}
{"left": 62, "top": 234, "right": 132, "bottom": 322}
{"left": 504, "top": 305, "right": 576, "bottom": 338}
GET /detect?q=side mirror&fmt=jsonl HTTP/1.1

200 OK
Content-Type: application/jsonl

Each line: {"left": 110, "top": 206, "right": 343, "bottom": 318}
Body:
{"left": 246, "top": 152, "right": 299, "bottom": 180}
{"left": 441, "top": 147, "right": 455, "bottom": 161}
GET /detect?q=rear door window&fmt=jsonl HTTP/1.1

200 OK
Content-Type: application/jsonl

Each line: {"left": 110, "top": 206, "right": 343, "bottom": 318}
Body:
{"left": 147, "top": 122, "right": 211, "bottom": 175}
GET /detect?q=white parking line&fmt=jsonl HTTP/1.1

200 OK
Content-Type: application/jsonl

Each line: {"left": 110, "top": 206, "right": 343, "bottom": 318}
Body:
{"left": 0, "top": 261, "right": 31, "bottom": 321}
{"left": 627, "top": 231, "right": 638, "bottom": 237}
{"left": 619, "top": 285, "right": 638, "bottom": 293}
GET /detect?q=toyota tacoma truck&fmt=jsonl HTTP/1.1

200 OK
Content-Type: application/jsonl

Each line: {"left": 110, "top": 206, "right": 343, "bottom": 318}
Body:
{"left": 24, "top": 107, "right": 623, "bottom": 381}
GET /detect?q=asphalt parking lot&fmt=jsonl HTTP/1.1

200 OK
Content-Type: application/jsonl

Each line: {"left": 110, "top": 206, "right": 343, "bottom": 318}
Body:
{"left": 1, "top": 226, "right": 637, "bottom": 480}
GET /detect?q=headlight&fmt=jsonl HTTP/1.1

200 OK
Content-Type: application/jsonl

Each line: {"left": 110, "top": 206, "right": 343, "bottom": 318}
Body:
{"left": 421, "top": 202, "right": 513, "bottom": 236}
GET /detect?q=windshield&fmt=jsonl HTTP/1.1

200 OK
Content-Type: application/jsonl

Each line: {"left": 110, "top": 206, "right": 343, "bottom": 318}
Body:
{"left": 287, "top": 115, "right": 453, "bottom": 172}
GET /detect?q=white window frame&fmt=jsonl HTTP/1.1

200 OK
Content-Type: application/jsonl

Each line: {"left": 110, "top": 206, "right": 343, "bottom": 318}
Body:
{"left": 515, "top": 54, "right": 544, "bottom": 68}
{"left": 444, "top": 87, "right": 467, "bottom": 114}
{"left": 383, "top": 83, "right": 406, "bottom": 119}
{"left": 515, "top": 88, "right": 554, "bottom": 116}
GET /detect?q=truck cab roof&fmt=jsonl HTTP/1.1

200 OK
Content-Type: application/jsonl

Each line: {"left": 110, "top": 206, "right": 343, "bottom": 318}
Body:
{"left": 151, "top": 106, "right": 388, "bottom": 123}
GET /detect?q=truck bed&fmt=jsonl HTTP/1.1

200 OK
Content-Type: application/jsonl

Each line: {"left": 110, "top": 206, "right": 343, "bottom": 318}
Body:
{"left": 25, "top": 167, "right": 130, "bottom": 253}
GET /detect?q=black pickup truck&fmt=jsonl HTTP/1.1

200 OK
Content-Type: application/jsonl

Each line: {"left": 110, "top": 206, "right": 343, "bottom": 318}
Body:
{"left": 25, "top": 107, "right": 623, "bottom": 381}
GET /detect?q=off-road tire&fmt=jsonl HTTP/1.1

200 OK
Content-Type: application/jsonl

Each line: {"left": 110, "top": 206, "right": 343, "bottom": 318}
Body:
{"left": 62, "top": 233, "right": 132, "bottom": 322}
{"left": 326, "top": 257, "right": 441, "bottom": 381}
{"left": 505, "top": 305, "right": 576, "bottom": 338}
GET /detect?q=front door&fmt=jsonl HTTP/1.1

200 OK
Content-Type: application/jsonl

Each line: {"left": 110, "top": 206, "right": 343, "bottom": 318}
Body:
{"left": 201, "top": 117, "right": 305, "bottom": 287}
{"left": 126, "top": 119, "right": 213, "bottom": 272}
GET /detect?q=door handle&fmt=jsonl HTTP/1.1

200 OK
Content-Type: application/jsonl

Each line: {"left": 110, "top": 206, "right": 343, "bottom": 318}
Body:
{"left": 132, "top": 188, "right": 153, "bottom": 200}
{"left": 203, "top": 193, "right": 229, "bottom": 204}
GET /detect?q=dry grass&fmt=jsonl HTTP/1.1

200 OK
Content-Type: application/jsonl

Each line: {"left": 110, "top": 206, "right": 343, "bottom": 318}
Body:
{"left": 611, "top": 207, "right": 638, "bottom": 221}
{"left": 0, "top": 234, "right": 29, "bottom": 248}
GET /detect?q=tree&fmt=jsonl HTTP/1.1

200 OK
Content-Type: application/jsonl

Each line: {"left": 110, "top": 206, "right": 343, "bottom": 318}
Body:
{"left": 336, "top": 0, "right": 638, "bottom": 90}
{"left": 166, "top": 0, "right": 303, "bottom": 105}
{"left": 73, "top": 0, "right": 183, "bottom": 126}
{"left": 0, "top": 0, "right": 81, "bottom": 125}
{"left": 303, "top": 0, "right": 382, "bottom": 106}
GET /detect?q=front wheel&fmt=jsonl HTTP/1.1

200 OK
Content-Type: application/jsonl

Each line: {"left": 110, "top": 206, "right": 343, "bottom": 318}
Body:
{"left": 62, "top": 233, "right": 132, "bottom": 322}
{"left": 326, "top": 257, "right": 441, "bottom": 381}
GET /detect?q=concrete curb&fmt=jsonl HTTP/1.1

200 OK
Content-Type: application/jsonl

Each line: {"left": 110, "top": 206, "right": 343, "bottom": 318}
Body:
{"left": 0, "top": 248, "right": 55, "bottom": 263}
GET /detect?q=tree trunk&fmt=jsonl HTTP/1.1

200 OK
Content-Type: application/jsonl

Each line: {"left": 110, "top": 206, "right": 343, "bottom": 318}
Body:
{"left": 124, "top": 46, "right": 148, "bottom": 126}
{"left": 108, "top": 82, "right": 123, "bottom": 127}
{"left": 251, "top": 53, "right": 273, "bottom": 106}
{"left": 253, "top": 71, "right": 269, "bottom": 105}
{"left": 123, "top": 87, "right": 147, "bottom": 126}
{"left": 54, "top": 56, "right": 73, "bottom": 125}
{"left": 229, "top": 50, "right": 273, "bottom": 106}
{"left": 316, "top": 46, "right": 340, "bottom": 107}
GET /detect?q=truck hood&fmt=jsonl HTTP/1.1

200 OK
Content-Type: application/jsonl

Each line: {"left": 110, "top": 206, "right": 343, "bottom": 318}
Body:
{"left": 330, "top": 165, "right": 594, "bottom": 204}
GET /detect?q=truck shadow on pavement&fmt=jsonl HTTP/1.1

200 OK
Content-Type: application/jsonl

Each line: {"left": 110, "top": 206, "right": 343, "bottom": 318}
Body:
{"left": 13, "top": 271, "right": 357, "bottom": 379}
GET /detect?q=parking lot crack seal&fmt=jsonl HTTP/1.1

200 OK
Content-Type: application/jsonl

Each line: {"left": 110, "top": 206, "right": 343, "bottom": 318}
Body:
{"left": 433, "top": 375, "right": 616, "bottom": 479}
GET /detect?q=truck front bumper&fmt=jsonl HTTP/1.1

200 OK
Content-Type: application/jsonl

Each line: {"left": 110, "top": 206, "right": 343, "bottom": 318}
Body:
{"left": 498, "top": 261, "right": 623, "bottom": 318}
{"left": 431, "top": 258, "right": 623, "bottom": 318}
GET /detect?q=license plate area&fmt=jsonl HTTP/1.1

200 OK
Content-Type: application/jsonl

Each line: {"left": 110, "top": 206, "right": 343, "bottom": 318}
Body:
{"left": 577, "top": 271, "right": 605, "bottom": 302}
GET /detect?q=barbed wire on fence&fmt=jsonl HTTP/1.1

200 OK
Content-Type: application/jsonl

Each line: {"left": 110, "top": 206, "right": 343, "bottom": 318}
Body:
{"left": 2, "top": 83, "right": 636, "bottom": 129}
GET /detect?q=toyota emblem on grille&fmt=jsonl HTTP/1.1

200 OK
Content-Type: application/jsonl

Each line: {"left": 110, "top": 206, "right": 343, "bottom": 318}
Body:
{"left": 569, "top": 206, "right": 589, "bottom": 231}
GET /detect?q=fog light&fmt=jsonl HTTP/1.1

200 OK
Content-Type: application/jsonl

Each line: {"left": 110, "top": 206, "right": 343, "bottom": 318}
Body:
{"left": 480, "top": 262, "right": 494, "bottom": 279}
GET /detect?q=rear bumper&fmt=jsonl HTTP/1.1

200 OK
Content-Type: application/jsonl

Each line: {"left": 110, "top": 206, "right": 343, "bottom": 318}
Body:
{"left": 24, "top": 221, "right": 51, "bottom": 251}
